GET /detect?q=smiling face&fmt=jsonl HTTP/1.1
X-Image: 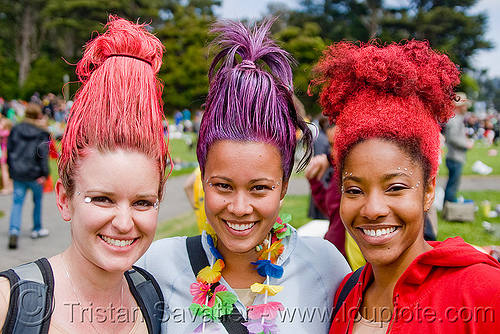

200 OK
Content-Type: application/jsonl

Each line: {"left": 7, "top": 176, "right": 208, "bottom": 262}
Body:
{"left": 55, "top": 148, "right": 160, "bottom": 273}
{"left": 340, "top": 139, "right": 435, "bottom": 268}
{"left": 203, "top": 140, "right": 288, "bottom": 256}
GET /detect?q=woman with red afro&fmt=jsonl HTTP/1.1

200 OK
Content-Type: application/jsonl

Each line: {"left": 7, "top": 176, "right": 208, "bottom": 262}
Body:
{"left": 0, "top": 16, "right": 167, "bottom": 333}
{"left": 312, "top": 40, "right": 500, "bottom": 333}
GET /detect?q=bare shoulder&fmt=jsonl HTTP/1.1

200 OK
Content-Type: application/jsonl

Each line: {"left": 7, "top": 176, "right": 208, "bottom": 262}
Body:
{"left": 0, "top": 276, "right": 11, "bottom": 330}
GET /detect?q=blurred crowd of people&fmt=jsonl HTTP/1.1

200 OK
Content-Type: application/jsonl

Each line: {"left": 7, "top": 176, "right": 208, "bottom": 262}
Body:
{"left": 464, "top": 111, "right": 500, "bottom": 146}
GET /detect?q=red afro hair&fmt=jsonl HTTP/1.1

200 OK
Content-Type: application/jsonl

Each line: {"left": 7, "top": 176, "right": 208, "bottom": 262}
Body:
{"left": 312, "top": 40, "right": 460, "bottom": 181}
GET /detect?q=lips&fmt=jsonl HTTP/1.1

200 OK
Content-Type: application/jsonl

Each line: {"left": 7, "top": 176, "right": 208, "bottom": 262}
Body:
{"left": 100, "top": 235, "right": 136, "bottom": 247}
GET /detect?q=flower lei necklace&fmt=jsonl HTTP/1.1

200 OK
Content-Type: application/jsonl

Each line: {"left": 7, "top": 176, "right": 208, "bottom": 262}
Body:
{"left": 189, "top": 214, "right": 292, "bottom": 334}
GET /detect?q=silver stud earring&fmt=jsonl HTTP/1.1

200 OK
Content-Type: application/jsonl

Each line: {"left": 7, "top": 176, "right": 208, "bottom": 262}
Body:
{"left": 153, "top": 200, "right": 159, "bottom": 210}
{"left": 84, "top": 197, "right": 91, "bottom": 203}
{"left": 397, "top": 167, "right": 401, "bottom": 170}
{"left": 209, "top": 183, "right": 213, "bottom": 187}
{"left": 272, "top": 186, "right": 276, "bottom": 190}
{"left": 77, "top": 192, "right": 81, "bottom": 196}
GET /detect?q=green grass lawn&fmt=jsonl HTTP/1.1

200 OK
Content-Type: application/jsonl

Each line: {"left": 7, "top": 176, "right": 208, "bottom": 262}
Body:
{"left": 439, "top": 142, "right": 500, "bottom": 176}
{"left": 167, "top": 133, "right": 198, "bottom": 177}
{"left": 156, "top": 191, "right": 500, "bottom": 247}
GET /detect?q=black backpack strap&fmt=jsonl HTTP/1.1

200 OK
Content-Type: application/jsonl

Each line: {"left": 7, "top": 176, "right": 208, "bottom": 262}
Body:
{"left": 0, "top": 258, "right": 54, "bottom": 334}
{"left": 125, "top": 266, "right": 164, "bottom": 334}
{"left": 186, "top": 235, "right": 249, "bottom": 334}
{"left": 333, "top": 266, "right": 364, "bottom": 318}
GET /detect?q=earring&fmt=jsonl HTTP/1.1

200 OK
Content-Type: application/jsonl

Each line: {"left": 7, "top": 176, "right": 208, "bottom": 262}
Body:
{"left": 153, "top": 200, "right": 159, "bottom": 210}
{"left": 84, "top": 197, "right": 91, "bottom": 203}
{"left": 77, "top": 192, "right": 81, "bottom": 196}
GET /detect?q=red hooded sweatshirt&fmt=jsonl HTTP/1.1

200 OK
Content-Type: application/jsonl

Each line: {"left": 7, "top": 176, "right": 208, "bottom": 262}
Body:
{"left": 330, "top": 237, "right": 500, "bottom": 333}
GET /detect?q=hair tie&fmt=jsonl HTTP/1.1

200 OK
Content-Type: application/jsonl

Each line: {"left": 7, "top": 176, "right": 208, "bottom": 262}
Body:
{"left": 108, "top": 54, "right": 152, "bottom": 66}
{"left": 239, "top": 59, "right": 256, "bottom": 70}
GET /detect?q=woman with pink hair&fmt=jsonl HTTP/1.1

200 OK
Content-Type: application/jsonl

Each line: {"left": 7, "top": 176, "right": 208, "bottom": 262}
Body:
{"left": 313, "top": 40, "right": 500, "bottom": 333}
{"left": 0, "top": 16, "right": 168, "bottom": 333}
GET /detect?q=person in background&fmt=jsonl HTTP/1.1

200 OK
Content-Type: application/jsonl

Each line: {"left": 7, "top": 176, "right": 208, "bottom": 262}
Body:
{"left": 443, "top": 92, "right": 474, "bottom": 206}
{"left": 306, "top": 150, "right": 366, "bottom": 270}
{"left": 184, "top": 166, "right": 215, "bottom": 235}
{"left": 6, "top": 103, "right": 50, "bottom": 249}
{"left": 308, "top": 115, "right": 333, "bottom": 220}
{"left": 0, "top": 115, "right": 13, "bottom": 195}
{"left": 312, "top": 40, "right": 500, "bottom": 333}
{"left": 137, "top": 18, "right": 350, "bottom": 333}
{"left": 0, "top": 15, "right": 168, "bottom": 332}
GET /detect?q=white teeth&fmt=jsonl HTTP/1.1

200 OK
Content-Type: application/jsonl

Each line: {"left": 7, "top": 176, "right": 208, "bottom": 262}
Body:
{"left": 362, "top": 227, "right": 396, "bottom": 237}
{"left": 226, "top": 221, "right": 255, "bottom": 231}
{"left": 101, "top": 235, "right": 134, "bottom": 247}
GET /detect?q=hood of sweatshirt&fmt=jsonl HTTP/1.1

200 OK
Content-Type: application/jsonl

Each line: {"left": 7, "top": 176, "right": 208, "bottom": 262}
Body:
{"left": 398, "top": 236, "right": 500, "bottom": 286}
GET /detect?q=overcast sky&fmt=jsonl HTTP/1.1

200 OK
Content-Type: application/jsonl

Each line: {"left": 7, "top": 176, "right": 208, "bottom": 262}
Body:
{"left": 216, "top": 0, "right": 500, "bottom": 78}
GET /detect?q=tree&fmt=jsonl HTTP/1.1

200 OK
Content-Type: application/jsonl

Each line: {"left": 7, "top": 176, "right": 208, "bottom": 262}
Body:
{"left": 0, "top": 0, "right": 163, "bottom": 99}
{"left": 274, "top": 20, "right": 326, "bottom": 115}
{"left": 380, "top": 0, "right": 492, "bottom": 70}
{"left": 289, "top": 0, "right": 491, "bottom": 72}
{"left": 156, "top": 0, "right": 220, "bottom": 113}
{"left": 0, "top": 0, "right": 49, "bottom": 89}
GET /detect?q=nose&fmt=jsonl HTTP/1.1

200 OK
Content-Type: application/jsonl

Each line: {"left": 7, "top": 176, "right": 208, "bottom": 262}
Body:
{"left": 360, "top": 191, "right": 390, "bottom": 221}
{"left": 111, "top": 206, "right": 134, "bottom": 233}
{"left": 227, "top": 191, "right": 253, "bottom": 217}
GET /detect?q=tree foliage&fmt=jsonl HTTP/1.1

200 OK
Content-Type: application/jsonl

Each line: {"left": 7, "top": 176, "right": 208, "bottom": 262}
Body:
{"left": 0, "top": 0, "right": 495, "bottom": 113}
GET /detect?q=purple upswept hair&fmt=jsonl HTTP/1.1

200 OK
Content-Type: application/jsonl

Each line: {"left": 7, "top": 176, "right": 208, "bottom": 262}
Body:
{"left": 197, "top": 18, "right": 312, "bottom": 180}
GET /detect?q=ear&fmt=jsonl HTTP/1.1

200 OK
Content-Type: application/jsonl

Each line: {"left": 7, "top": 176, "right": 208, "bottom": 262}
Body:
{"left": 423, "top": 176, "right": 436, "bottom": 212}
{"left": 280, "top": 179, "right": 289, "bottom": 201}
{"left": 55, "top": 179, "right": 72, "bottom": 221}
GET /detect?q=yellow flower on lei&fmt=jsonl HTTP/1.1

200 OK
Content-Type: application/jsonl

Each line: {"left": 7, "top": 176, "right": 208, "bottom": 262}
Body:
{"left": 250, "top": 283, "right": 284, "bottom": 296}
{"left": 197, "top": 259, "right": 225, "bottom": 284}
{"left": 259, "top": 240, "right": 284, "bottom": 263}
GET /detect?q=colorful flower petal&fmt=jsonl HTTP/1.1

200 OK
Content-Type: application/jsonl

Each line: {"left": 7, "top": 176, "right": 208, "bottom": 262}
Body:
{"left": 190, "top": 282, "right": 210, "bottom": 305}
{"left": 259, "top": 241, "right": 284, "bottom": 263}
{"left": 243, "top": 318, "right": 280, "bottom": 334}
{"left": 207, "top": 284, "right": 228, "bottom": 307}
{"left": 197, "top": 259, "right": 225, "bottom": 284}
{"left": 251, "top": 260, "right": 284, "bottom": 279}
{"left": 247, "top": 302, "right": 284, "bottom": 320}
{"left": 250, "top": 283, "right": 284, "bottom": 296}
{"left": 207, "top": 234, "right": 222, "bottom": 260}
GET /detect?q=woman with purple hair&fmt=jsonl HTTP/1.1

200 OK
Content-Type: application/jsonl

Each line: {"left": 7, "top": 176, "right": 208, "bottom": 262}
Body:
{"left": 136, "top": 19, "right": 350, "bottom": 333}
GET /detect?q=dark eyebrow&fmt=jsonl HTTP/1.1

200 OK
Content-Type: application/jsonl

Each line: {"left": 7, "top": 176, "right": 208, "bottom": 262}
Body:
{"left": 209, "top": 176, "right": 232, "bottom": 182}
{"left": 209, "top": 176, "right": 274, "bottom": 184}
{"left": 343, "top": 172, "right": 410, "bottom": 183}
{"left": 85, "top": 189, "right": 157, "bottom": 198}
{"left": 342, "top": 176, "right": 361, "bottom": 183}
{"left": 383, "top": 172, "right": 411, "bottom": 181}
{"left": 249, "top": 178, "right": 274, "bottom": 184}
